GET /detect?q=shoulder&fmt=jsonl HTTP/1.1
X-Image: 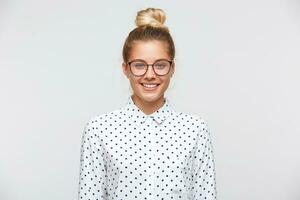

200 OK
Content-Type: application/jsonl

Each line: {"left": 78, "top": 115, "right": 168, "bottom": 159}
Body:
{"left": 84, "top": 107, "right": 125, "bottom": 128}
{"left": 172, "top": 110, "right": 209, "bottom": 126}
{"left": 83, "top": 106, "right": 126, "bottom": 135}
{"left": 171, "top": 110, "right": 211, "bottom": 135}
{"left": 81, "top": 108, "right": 124, "bottom": 142}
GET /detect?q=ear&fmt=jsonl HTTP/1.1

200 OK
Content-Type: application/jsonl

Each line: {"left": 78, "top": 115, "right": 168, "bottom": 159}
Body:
{"left": 170, "top": 62, "right": 175, "bottom": 78}
{"left": 122, "top": 62, "right": 130, "bottom": 79}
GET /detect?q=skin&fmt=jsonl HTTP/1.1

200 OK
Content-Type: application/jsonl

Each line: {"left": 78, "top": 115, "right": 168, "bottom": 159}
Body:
{"left": 122, "top": 40, "right": 175, "bottom": 115}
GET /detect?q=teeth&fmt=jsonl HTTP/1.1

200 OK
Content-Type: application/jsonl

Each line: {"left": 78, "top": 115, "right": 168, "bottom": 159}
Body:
{"left": 142, "top": 83, "right": 158, "bottom": 88}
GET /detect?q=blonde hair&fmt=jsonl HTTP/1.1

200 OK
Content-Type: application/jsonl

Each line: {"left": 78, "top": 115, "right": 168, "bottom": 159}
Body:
{"left": 135, "top": 8, "right": 168, "bottom": 30}
{"left": 122, "top": 8, "right": 175, "bottom": 62}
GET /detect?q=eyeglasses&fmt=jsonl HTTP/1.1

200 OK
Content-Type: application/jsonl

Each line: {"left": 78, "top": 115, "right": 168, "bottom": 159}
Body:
{"left": 127, "top": 59, "right": 173, "bottom": 76}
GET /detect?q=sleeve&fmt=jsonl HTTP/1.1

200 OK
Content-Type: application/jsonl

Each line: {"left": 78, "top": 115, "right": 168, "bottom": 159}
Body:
{"left": 190, "top": 119, "right": 217, "bottom": 200}
{"left": 78, "top": 118, "right": 108, "bottom": 200}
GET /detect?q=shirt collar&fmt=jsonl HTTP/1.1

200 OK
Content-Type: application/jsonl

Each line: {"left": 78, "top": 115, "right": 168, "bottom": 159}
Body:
{"left": 123, "top": 95, "right": 173, "bottom": 126}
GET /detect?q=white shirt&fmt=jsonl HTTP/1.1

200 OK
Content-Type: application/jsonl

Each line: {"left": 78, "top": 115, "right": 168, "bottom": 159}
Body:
{"left": 78, "top": 95, "right": 217, "bottom": 200}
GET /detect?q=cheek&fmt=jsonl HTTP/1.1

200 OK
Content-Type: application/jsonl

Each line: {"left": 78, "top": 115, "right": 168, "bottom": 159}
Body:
{"left": 162, "top": 77, "right": 171, "bottom": 86}
{"left": 129, "top": 77, "right": 141, "bottom": 88}
{"left": 159, "top": 78, "right": 171, "bottom": 91}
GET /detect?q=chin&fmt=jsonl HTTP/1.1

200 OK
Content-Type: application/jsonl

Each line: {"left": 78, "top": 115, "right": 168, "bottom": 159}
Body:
{"left": 136, "top": 92, "right": 163, "bottom": 102}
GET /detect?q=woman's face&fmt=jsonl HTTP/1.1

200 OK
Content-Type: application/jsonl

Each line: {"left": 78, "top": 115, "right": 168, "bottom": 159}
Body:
{"left": 122, "top": 40, "right": 175, "bottom": 104}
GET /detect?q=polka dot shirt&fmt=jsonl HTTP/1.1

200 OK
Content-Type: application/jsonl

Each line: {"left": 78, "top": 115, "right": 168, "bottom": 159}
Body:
{"left": 78, "top": 95, "right": 217, "bottom": 200}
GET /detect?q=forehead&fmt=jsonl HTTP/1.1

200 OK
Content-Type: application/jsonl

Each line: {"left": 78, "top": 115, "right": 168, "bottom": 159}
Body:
{"left": 129, "top": 40, "right": 170, "bottom": 62}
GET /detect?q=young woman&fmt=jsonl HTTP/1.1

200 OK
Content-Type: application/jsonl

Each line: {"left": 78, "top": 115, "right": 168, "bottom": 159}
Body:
{"left": 78, "top": 8, "right": 217, "bottom": 200}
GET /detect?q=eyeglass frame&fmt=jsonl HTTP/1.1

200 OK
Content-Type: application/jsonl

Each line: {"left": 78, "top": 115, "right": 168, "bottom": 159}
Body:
{"left": 126, "top": 59, "right": 174, "bottom": 77}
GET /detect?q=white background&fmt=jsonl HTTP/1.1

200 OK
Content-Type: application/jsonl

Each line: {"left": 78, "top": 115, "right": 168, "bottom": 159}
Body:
{"left": 0, "top": 0, "right": 300, "bottom": 200}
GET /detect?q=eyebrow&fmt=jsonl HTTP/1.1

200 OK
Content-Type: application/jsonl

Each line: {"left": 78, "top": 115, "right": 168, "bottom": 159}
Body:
{"left": 128, "top": 58, "right": 172, "bottom": 63}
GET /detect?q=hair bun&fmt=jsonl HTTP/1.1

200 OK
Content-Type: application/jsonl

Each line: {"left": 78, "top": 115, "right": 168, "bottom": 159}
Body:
{"left": 135, "top": 8, "right": 168, "bottom": 31}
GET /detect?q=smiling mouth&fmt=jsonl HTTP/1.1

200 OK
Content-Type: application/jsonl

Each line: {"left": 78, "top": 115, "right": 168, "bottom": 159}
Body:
{"left": 140, "top": 83, "right": 160, "bottom": 90}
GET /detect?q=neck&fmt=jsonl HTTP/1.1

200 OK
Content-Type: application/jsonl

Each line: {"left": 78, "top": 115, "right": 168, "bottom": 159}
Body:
{"left": 131, "top": 94, "right": 165, "bottom": 115}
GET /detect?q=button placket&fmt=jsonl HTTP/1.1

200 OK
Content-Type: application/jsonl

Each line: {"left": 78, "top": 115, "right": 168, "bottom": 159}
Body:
{"left": 145, "top": 116, "right": 157, "bottom": 197}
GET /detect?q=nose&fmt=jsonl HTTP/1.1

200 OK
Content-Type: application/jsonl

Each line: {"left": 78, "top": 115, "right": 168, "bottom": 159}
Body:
{"left": 144, "top": 65, "right": 156, "bottom": 79}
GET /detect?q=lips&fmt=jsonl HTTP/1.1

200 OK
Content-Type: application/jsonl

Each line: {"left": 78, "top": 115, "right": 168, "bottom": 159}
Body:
{"left": 140, "top": 83, "right": 160, "bottom": 90}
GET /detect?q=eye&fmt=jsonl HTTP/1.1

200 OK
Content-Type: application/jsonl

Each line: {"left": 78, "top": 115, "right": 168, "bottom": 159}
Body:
{"left": 132, "top": 61, "right": 146, "bottom": 69}
{"left": 154, "top": 61, "right": 169, "bottom": 69}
